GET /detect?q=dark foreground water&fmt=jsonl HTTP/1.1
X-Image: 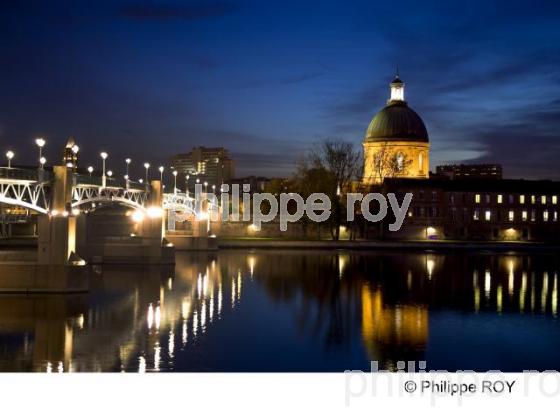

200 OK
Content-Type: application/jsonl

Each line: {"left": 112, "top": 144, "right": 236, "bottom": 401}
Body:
{"left": 0, "top": 249, "right": 559, "bottom": 372}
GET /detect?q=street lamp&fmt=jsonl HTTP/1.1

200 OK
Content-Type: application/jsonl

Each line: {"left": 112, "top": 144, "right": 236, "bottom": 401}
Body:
{"left": 40, "top": 157, "right": 47, "bottom": 169}
{"left": 71, "top": 145, "right": 79, "bottom": 154}
{"left": 107, "top": 170, "right": 113, "bottom": 177}
{"left": 159, "top": 166, "right": 164, "bottom": 181}
{"left": 6, "top": 151, "right": 14, "bottom": 168}
{"left": 204, "top": 181, "right": 208, "bottom": 193}
{"left": 88, "top": 166, "right": 93, "bottom": 180}
{"left": 186, "top": 174, "right": 190, "bottom": 197}
{"left": 125, "top": 158, "right": 131, "bottom": 176}
{"left": 35, "top": 138, "right": 46, "bottom": 164}
{"left": 173, "top": 170, "right": 178, "bottom": 194}
{"left": 144, "top": 163, "right": 150, "bottom": 183}
{"left": 100, "top": 152, "right": 108, "bottom": 188}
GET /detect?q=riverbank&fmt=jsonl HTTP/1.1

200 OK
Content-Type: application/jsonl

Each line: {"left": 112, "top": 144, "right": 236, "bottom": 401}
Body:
{"left": 217, "top": 237, "right": 560, "bottom": 252}
{"left": 3, "top": 236, "right": 560, "bottom": 252}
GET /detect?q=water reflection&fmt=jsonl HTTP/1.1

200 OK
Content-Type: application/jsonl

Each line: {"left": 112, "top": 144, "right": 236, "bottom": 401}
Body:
{"left": 0, "top": 250, "right": 559, "bottom": 372}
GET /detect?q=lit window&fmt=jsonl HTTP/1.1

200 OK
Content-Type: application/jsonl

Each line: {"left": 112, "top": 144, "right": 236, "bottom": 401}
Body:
{"left": 484, "top": 210, "right": 491, "bottom": 221}
{"left": 473, "top": 209, "right": 480, "bottom": 221}
{"left": 541, "top": 195, "right": 547, "bottom": 205}
{"left": 531, "top": 195, "right": 536, "bottom": 204}
{"left": 508, "top": 210, "right": 514, "bottom": 222}
{"left": 553, "top": 196, "right": 558, "bottom": 205}
{"left": 519, "top": 195, "right": 525, "bottom": 204}
{"left": 396, "top": 152, "right": 404, "bottom": 171}
{"left": 543, "top": 210, "right": 549, "bottom": 222}
{"left": 531, "top": 210, "right": 536, "bottom": 222}
{"left": 475, "top": 194, "right": 481, "bottom": 204}
{"left": 418, "top": 153, "right": 423, "bottom": 171}
{"left": 522, "top": 211, "right": 528, "bottom": 221}
{"left": 497, "top": 194, "right": 503, "bottom": 204}
{"left": 485, "top": 194, "right": 490, "bottom": 204}
{"left": 554, "top": 211, "right": 558, "bottom": 222}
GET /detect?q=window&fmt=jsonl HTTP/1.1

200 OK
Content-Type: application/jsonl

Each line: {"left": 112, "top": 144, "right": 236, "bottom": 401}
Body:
{"left": 541, "top": 195, "right": 547, "bottom": 205}
{"left": 432, "top": 191, "right": 437, "bottom": 201}
{"left": 396, "top": 152, "right": 404, "bottom": 171}
{"left": 473, "top": 209, "right": 480, "bottom": 221}
{"left": 519, "top": 195, "right": 525, "bottom": 204}
{"left": 531, "top": 195, "right": 536, "bottom": 204}
{"left": 497, "top": 194, "right": 503, "bottom": 204}
{"left": 508, "top": 194, "right": 514, "bottom": 204}
{"left": 553, "top": 195, "right": 558, "bottom": 205}
{"left": 418, "top": 153, "right": 423, "bottom": 171}
{"left": 508, "top": 210, "right": 514, "bottom": 222}
{"left": 475, "top": 194, "right": 481, "bottom": 204}
{"left": 522, "top": 211, "right": 528, "bottom": 221}
{"left": 531, "top": 210, "right": 536, "bottom": 222}
{"left": 554, "top": 211, "right": 558, "bottom": 222}
{"left": 485, "top": 194, "right": 491, "bottom": 204}
{"left": 543, "top": 210, "right": 549, "bottom": 222}
{"left": 484, "top": 210, "right": 491, "bottom": 221}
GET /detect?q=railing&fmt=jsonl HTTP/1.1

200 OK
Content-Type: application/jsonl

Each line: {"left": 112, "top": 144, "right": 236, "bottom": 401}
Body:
{"left": 74, "top": 174, "right": 147, "bottom": 191}
{"left": 0, "top": 167, "right": 52, "bottom": 183}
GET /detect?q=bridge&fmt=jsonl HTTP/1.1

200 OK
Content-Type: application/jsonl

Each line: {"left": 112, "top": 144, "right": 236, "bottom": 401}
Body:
{"left": 0, "top": 167, "right": 205, "bottom": 216}
{"left": 0, "top": 163, "right": 218, "bottom": 266}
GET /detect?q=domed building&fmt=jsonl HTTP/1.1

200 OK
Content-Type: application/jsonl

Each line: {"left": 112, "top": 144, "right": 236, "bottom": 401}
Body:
{"left": 362, "top": 74, "right": 430, "bottom": 185}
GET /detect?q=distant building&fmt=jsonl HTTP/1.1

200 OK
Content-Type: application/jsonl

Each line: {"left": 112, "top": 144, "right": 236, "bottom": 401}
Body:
{"left": 378, "top": 178, "right": 560, "bottom": 241}
{"left": 228, "top": 176, "right": 270, "bottom": 193}
{"left": 170, "top": 147, "right": 234, "bottom": 190}
{"left": 435, "top": 164, "right": 502, "bottom": 180}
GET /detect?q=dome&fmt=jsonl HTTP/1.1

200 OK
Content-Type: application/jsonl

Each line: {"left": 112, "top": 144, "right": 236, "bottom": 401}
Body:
{"left": 365, "top": 101, "right": 429, "bottom": 143}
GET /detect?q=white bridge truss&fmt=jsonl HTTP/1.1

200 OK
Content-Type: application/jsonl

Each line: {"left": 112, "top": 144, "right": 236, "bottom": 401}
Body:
{"left": 72, "top": 185, "right": 149, "bottom": 211}
{"left": 0, "top": 173, "right": 217, "bottom": 227}
{"left": 0, "top": 180, "right": 51, "bottom": 214}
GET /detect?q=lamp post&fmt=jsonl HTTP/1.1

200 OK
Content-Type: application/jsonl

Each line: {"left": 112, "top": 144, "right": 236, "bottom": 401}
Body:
{"left": 186, "top": 175, "right": 190, "bottom": 197}
{"left": 144, "top": 163, "right": 150, "bottom": 184}
{"left": 40, "top": 157, "right": 47, "bottom": 169}
{"left": 88, "top": 166, "right": 93, "bottom": 180}
{"left": 173, "top": 170, "right": 178, "bottom": 194}
{"left": 6, "top": 151, "right": 14, "bottom": 168}
{"left": 125, "top": 158, "right": 131, "bottom": 176}
{"left": 159, "top": 166, "right": 164, "bottom": 181}
{"left": 100, "top": 152, "right": 108, "bottom": 188}
{"left": 35, "top": 138, "right": 45, "bottom": 164}
{"left": 204, "top": 181, "right": 208, "bottom": 194}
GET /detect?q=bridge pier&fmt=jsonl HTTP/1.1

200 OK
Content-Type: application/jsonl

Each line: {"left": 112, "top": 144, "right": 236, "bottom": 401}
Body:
{"left": 37, "top": 166, "right": 84, "bottom": 266}
{"left": 140, "top": 180, "right": 174, "bottom": 263}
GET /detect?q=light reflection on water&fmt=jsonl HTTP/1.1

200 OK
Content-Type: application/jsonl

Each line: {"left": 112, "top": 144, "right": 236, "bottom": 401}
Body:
{"left": 0, "top": 250, "right": 559, "bottom": 372}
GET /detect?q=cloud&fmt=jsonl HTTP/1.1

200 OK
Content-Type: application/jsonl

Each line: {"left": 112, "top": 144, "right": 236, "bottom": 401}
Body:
{"left": 235, "top": 71, "right": 326, "bottom": 89}
{"left": 119, "top": 2, "right": 239, "bottom": 21}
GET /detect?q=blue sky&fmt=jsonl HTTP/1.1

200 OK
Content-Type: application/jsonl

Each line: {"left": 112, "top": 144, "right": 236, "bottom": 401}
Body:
{"left": 1, "top": 0, "right": 560, "bottom": 179}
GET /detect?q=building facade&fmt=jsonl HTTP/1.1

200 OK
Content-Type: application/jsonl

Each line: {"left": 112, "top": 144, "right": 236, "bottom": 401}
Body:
{"left": 362, "top": 74, "right": 430, "bottom": 185}
{"left": 170, "top": 147, "right": 234, "bottom": 190}
{"left": 381, "top": 178, "right": 560, "bottom": 241}
{"left": 435, "top": 164, "right": 502, "bottom": 180}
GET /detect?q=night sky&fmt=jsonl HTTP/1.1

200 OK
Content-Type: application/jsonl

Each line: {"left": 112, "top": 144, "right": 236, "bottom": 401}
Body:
{"left": 1, "top": 0, "right": 560, "bottom": 179}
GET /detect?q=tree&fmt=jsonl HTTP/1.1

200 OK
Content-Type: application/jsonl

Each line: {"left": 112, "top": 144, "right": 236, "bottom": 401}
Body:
{"left": 304, "top": 140, "right": 362, "bottom": 240}
{"left": 366, "top": 142, "right": 413, "bottom": 184}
